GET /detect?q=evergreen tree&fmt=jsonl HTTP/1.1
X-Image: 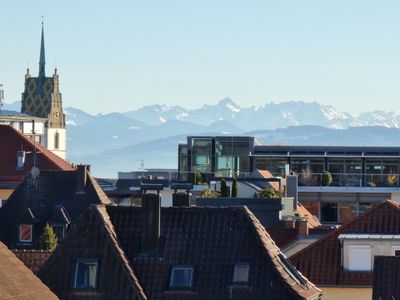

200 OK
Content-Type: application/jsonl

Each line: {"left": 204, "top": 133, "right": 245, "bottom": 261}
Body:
{"left": 232, "top": 178, "right": 238, "bottom": 197}
{"left": 220, "top": 179, "right": 229, "bottom": 197}
{"left": 40, "top": 223, "right": 58, "bottom": 251}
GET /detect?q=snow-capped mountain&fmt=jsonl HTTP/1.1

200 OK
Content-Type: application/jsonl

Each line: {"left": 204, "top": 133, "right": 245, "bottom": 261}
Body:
{"left": 118, "top": 98, "right": 399, "bottom": 130}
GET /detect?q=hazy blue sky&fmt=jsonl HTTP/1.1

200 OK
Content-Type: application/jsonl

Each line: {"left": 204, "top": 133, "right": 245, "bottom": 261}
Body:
{"left": 2, "top": 1, "right": 400, "bottom": 114}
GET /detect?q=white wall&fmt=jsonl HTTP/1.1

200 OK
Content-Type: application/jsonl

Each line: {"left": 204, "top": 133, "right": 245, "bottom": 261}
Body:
{"left": 45, "top": 127, "right": 67, "bottom": 160}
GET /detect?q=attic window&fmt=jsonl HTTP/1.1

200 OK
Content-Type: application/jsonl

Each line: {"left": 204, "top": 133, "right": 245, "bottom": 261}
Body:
{"left": 73, "top": 258, "right": 99, "bottom": 289}
{"left": 169, "top": 266, "right": 193, "bottom": 288}
{"left": 19, "top": 224, "right": 33, "bottom": 242}
{"left": 233, "top": 263, "right": 250, "bottom": 283}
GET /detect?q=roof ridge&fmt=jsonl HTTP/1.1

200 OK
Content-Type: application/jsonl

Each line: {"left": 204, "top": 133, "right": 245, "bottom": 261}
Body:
{"left": 94, "top": 205, "right": 147, "bottom": 300}
{"left": 87, "top": 172, "right": 111, "bottom": 205}
{"left": 241, "top": 206, "right": 322, "bottom": 299}
{"left": 290, "top": 200, "right": 400, "bottom": 260}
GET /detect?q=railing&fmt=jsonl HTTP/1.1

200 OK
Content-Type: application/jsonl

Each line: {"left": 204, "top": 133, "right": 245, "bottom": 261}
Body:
{"left": 297, "top": 172, "right": 400, "bottom": 188}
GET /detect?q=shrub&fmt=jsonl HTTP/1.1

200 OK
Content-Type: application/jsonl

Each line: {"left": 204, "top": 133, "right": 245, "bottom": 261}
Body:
{"left": 220, "top": 179, "right": 230, "bottom": 197}
{"left": 254, "top": 188, "right": 281, "bottom": 199}
{"left": 201, "top": 188, "right": 221, "bottom": 198}
{"left": 321, "top": 170, "right": 332, "bottom": 186}
{"left": 231, "top": 178, "right": 238, "bottom": 198}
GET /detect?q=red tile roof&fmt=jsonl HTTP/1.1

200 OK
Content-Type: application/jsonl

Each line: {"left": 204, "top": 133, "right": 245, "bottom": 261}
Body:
{"left": 0, "top": 242, "right": 57, "bottom": 299}
{"left": 290, "top": 200, "right": 400, "bottom": 286}
{"left": 0, "top": 124, "right": 74, "bottom": 183}
{"left": 13, "top": 249, "right": 52, "bottom": 274}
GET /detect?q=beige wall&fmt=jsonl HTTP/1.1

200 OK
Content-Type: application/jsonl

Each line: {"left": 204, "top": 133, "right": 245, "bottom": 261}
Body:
{"left": 321, "top": 287, "right": 371, "bottom": 300}
{"left": 342, "top": 238, "right": 400, "bottom": 271}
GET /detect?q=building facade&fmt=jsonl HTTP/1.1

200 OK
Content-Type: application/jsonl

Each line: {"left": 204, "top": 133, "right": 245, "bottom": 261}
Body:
{"left": 178, "top": 137, "right": 400, "bottom": 224}
{"left": 21, "top": 23, "right": 66, "bottom": 159}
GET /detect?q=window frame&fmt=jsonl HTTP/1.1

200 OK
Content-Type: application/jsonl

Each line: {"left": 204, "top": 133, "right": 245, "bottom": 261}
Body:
{"left": 169, "top": 266, "right": 194, "bottom": 288}
{"left": 73, "top": 258, "right": 99, "bottom": 290}
{"left": 18, "top": 224, "right": 33, "bottom": 243}
{"left": 232, "top": 263, "right": 250, "bottom": 283}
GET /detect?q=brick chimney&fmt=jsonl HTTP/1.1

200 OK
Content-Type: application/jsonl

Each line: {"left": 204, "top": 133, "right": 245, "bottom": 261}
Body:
{"left": 171, "top": 183, "right": 193, "bottom": 207}
{"left": 140, "top": 184, "right": 163, "bottom": 255}
{"left": 76, "top": 165, "right": 89, "bottom": 194}
{"left": 296, "top": 218, "right": 309, "bottom": 236}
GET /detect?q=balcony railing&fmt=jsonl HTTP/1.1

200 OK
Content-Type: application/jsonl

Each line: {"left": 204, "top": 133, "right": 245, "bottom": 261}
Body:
{"left": 297, "top": 172, "right": 399, "bottom": 188}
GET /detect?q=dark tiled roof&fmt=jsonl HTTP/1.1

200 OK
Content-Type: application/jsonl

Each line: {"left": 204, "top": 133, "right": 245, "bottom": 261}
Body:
{"left": 290, "top": 200, "right": 400, "bottom": 286}
{"left": 372, "top": 256, "right": 400, "bottom": 300}
{"left": 106, "top": 205, "right": 321, "bottom": 300}
{"left": 15, "top": 207, "right": 37, "bottom": 224}
{"left": 48, "top": 207, "right": 71, "bottom": 224}
{"left": 0, "top": 124, "right": 74, "bottom": 183}
{"left": 13, "top": 249, "right": 52, "bottom": 274}
{"left": 0, "top": 242, "right": 57, "bottom": 299}
{"left": 39, "top": 204, "right": 321, "bottom": 300}
{"left": 0, "top": 169, "right": 111, "bottom": 249}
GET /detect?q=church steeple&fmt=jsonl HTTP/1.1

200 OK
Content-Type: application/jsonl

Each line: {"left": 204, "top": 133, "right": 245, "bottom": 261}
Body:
{"left": 38, "top": 21, "right": 46, "bottom": 78}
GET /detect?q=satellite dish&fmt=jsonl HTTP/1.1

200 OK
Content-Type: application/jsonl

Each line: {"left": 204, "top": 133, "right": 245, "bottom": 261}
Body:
{"left": 31, "top": 167, "right": 40, "bottom": 179}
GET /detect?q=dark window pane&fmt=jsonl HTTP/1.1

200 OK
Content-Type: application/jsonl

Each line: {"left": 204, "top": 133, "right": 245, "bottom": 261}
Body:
{"left": 74, "top": 260, "right": 98, "bottom": 289}
{"left": 170, "top": 267, "right": 193, "bottom": 287}
{"left": 320, "top": 202, "right": 338, "bottom": 223}
{"left": 233, "top": 264, "right": 250, "bottom": 283}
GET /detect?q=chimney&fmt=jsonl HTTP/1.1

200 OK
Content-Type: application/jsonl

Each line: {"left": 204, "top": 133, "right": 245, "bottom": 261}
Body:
{"left": 286, "top": 175, "right": 298, "bottom": 210}
{"left": 141, "top": 184, "right": 163, "bottom": 255}
{"left": 296, "top": 218, "right": 309, "bottom": 236}
{"left": 76, "top": 165, "right": 88, "bottom": 193}
{"left": 285, "top": 219, "right": 295, "bottom": 229}
{"left": 171, "top": 183, "right": 193, "bottom": 207}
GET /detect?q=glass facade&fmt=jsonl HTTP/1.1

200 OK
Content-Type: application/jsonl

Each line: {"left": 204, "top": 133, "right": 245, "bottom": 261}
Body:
{"left": 179, "top": 136, "right": 254, "bottom": 178}
{"left": 328, "top": 159, "right": 362, "bottom": 187}
{"left": 253, "top": 158, "right": 287, "bottom": 176}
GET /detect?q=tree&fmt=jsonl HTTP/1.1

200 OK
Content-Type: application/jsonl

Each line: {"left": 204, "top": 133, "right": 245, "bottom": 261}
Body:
{"left": 220, "top": 179, "right": 229, "bottom": 197}
{"left": 40, "top": 223, "right": 58, "bottom": 251}
{"left": 231, "top": 178, "right": 238, "bottom": 197}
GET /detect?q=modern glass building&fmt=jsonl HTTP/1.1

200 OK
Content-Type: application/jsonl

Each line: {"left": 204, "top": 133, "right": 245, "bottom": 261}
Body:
{"left": 178, "top": 138, "right": 400, "bottom": 224}
{"left": 178, "top": 136, "right": 255, "bottom": 179}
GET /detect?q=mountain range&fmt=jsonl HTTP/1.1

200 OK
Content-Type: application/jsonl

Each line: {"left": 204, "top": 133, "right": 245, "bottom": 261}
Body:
{"left": 4, "top": 98, "right": 400, "bottom": 177}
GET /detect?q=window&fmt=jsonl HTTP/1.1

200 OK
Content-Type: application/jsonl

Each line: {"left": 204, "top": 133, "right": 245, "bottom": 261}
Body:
{"left": 320, "top": 202, "right": 338, "bottom": 223}
{"left": 233, "top": 263, "right": 250, "bottom": 283}
{"left": 54, "top": 132, "right": 59, "bottom": 149}
{"left": 19, "top": 224, "right": 33, "bottom": 242}
{"left": 348, "top": 245, "right": 371, "bottom": 271}
{"left": 392, "top": 246, "right": 400, "bottom": 256}
{"left": 74, "top": 259, "right": 99, "bottom": 289}
{"left": 169, "top": 266, "right": 193, "bottom": 288}
{"left": 52, "top": 224, "right": 66, "bottom": 241}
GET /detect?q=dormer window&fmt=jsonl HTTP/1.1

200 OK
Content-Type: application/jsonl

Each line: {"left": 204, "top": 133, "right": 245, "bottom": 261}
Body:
{"left": 233, "top": 263, "right": 250, "bottom": 283}
{"left": 169, "top": 266, "right": 193, "bottom": 288}
{"left": 19, "top": 224, "right": 33, "bottom": 243}
{"left": 73, "top": 258, "right": 99, "bottom": 289}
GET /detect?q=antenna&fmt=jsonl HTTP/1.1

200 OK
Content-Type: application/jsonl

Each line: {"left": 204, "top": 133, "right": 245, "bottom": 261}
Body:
{"left": 0, "top": 84, "right": 4, "bottom": 111}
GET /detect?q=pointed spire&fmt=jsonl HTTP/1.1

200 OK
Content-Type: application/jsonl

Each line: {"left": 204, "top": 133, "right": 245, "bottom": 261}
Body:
{"left": 38, "top": 20, "right": 46, "bottom": 78}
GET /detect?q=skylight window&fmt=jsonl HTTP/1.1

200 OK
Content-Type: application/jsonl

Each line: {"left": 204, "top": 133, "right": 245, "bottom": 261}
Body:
{"left": 233, "top": 263, "right": 250, "bottom": 283}
{"left": 19, "top": 224, "right": 33, "bottom": 242}
{"left": 169, "top": 266, "right": 193, "bottom": 288}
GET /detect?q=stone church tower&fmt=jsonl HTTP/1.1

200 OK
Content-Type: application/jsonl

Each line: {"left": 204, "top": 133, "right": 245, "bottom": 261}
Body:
{"left": 21, "top": 23, "right": 67, "bottom": 159}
